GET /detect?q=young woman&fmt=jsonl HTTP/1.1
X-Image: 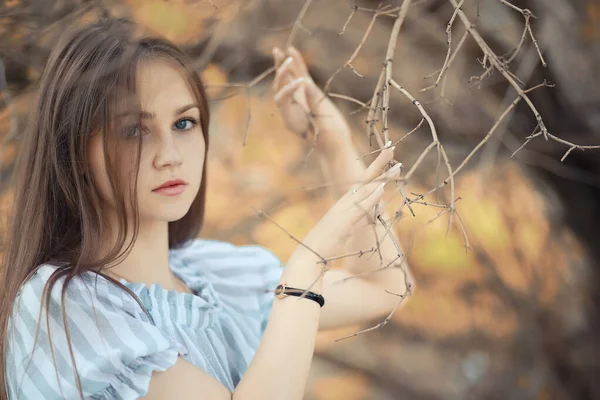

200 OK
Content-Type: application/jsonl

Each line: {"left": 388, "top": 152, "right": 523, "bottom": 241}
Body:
{"left": 0, "top": 18, "right": 411, "bottom": 399}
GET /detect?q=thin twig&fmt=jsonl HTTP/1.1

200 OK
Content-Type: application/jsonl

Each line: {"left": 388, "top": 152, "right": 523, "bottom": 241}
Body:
{"left": 338, "top": 254, "right": 403, "bottom": 283}
{"left": 328, "top": 93, "right": 372, "bottom": 109}
{"left": 450, "top": 0, "right": 549, "bottom": 140}
{"left": 381, "top": 0, "right": 413, "bottom": 144}
{"left": 316, "top": 247, "right": 377, "bottom": 264}
{"left": 339, "top": 3, "right": 358, "bottom": 36}
{"left": 325, "top": 7, "right": 381, "bottom": 93}
{"left": 439, "top": 30, "right": 469, "bottom": 100}
{"left": 420, "top": 0, "right": 465, "bottom": 92}
{"left": 510, "top": 131, "right": 541, "bottom": 158}
{"left": 390, "top": 79, "right": 456, "bottom": 233}
{"left": 253, "top": 205, "right": 328, "bottom": 301}
{"left": 285, "top": 0, "right": 315, "bottom": 50}
{"left": 252, "top": 207, "right": 326, "bottom": 265}
{"left": 242, "top": 89, "right": 251, "bottom": 145}
{"left": 365, "top": 70, "right": 386, "bottom": 147}
{"left": 526, "top": 23, "right": 546, "bottom": 67}
{"left": 406, "top": 81, "right": 551, "bottom": 202}
{"left": 502, "top": 19, "right": 528, "bottom": 64}
{"left": 498, "top": 0, "right": 537, "bottom": 17}
{"left": 335, "top": 282, "right": 412, "bottom": 342}
{"left": 372, "top": 206, "right": 384, "bottom": 264}
{"left": 454, "top": 209, "right": 471, "bottom": 251}
{"left": 403, "top": 141, "right": 437, "bottom": 180}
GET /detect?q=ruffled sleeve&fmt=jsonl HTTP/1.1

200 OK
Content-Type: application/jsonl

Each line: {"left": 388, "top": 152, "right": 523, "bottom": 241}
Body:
{"left": 5, "top": 265, "right": 185, "bottom": 400}
{"left": 169, "top": 239, "right": 284, "bottom": 335}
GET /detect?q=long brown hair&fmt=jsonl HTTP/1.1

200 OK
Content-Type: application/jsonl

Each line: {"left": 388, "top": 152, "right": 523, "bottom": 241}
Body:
{"left": 0, "top": 18, "right": 210, "bottom": 399}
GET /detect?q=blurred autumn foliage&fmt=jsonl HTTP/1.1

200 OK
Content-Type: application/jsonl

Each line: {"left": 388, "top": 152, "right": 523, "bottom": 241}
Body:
{"left": 1, "top": 0, "right": 600, "bottom": 399}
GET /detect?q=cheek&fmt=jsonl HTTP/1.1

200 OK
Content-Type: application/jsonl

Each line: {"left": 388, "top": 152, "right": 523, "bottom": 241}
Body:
{"left": 186, "top": 135, "right": 206, "bottom": 180}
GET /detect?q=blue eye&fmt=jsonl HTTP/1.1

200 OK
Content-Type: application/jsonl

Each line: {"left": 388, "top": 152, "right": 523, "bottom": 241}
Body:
{"left": 123, "top": 125, "right": 142, "bottom": 138}
{"left": 174, "top": 118, "right": 198, "bottom": 131}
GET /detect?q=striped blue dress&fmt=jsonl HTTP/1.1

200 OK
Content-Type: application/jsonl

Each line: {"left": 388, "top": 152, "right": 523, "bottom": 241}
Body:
{"left": 5, "top": 238, "right": 283, "bottom": 399}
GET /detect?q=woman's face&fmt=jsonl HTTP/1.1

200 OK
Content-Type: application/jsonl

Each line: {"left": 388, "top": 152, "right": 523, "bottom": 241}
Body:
{"left": 88, "top": 59, "right": 206, "bottom": 224}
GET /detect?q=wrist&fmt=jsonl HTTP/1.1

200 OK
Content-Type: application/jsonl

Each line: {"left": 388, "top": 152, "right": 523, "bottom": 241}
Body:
{"left": 288, "top": 240, "right": 322, "bottom": 266}
{"left": 285, "top": 244, "right": 326, "bottom": 280}
{"left": 316, "top": 136, "right": 355, "bottom": 166}
{"left": 314, "top": 124, "right": 353, "bottom": 157}
{"left": 317, "top": 138, "right": 365, "bottom": 191}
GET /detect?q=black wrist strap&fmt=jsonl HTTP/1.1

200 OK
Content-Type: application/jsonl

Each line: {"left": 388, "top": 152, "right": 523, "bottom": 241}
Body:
{"left": 274, "top": 284, "right": 325, "bottom": 307}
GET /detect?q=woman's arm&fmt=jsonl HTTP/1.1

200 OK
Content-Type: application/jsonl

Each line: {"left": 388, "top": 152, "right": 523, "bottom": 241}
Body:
{"left": 145, "top": 248, "right": 324, "bottom": 400}
{"left": 234, "top": 247, "right": 324, "bottom": 399}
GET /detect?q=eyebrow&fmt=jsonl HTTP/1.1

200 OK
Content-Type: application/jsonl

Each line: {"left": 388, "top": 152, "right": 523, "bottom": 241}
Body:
{"left": 119, "top": 104, "right": 200, "bottom": 119}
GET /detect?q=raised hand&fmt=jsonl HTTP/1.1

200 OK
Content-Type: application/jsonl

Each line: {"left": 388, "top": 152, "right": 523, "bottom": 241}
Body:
{"left": 298, "top": 143, "right": 400, "bottom": 261}
{"left": 272, "top": 46, "right": 352, "bottom": 156}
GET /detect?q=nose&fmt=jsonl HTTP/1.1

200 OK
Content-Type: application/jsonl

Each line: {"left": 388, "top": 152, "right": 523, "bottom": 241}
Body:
{"left": 153, "top": 134, "right": 183, "bottom": 169}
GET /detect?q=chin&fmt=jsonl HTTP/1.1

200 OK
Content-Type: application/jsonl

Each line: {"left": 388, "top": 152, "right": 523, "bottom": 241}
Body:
{"left": 164, "top": 213, "right": 190, "bottom": 222}
{"left": 139, "top": 202, "right": 193, "bottom": 223}
{"left": 161, "top": 207, "right": 192, "bottom": 222}
{"left": 138, "top": 212, "right": 189, "bottom": 224}
{"left": 141, "top": 185, "right": 199, "bottom": 222}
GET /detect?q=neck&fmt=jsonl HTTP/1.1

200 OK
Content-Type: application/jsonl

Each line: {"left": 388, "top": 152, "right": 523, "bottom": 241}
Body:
{"left": 101, "top": 216, "right": 184, "bottom": 292}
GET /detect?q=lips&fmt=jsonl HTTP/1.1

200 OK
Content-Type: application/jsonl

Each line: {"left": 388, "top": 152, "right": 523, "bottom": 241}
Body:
{"left": 152, "top": 179, "right": 188, "bottom": 196}
{"left": 153, "top": 179, "right": 186, "bottom": 191}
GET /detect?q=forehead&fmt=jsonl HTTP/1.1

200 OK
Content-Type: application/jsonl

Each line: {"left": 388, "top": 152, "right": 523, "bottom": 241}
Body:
{"left": 135, "top": 59, "right": 196, "bottom": 109}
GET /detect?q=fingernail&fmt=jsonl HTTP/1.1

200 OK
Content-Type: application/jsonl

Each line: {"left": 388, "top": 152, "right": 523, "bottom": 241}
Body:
{"left": 284, "top": 57, "right": 293, "bottom": 65}
{"left": 385, "top": 140, "right": 392, "bottom": 147}
{"left": 388, "top": 163, "right": 402, "bottom": 173}
{"left": 376, "top": 182, "right": 386, "bottom": 192}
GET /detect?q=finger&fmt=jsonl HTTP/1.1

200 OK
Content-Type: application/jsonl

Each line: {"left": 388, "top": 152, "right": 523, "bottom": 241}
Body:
{"left": 371, "top": 161, "right": 402, "bottom": 186}
{"left": 361, "top": 182, "right": 385, "bottom": 209}
{"left": 351, "top": 177, "right": 385, "bottom": 202}
{"left": 349, "top": 182, "right": 385, "bottom": 224}
{"left": 273, "top": 57, "right": 297, "bottom": 89}
{"left": 273, "top": 47, "right": 286, "bottom": 69}
{"left": 274, "top": 77, "right": 306, "bottom": 106}
{"left": 351, "top": 159, "right": 401, "bottom": 203}
{"left": 303, "top": 77, "right": 326, "bottom": 105}
{"left": 277, "top": 65, "right": 311, "bottom": 113}
{"left": 286, "top": 46, "right": 310, "bottom": 78}
{"left": 273, "top": 60, "right": 295, "bottom": 92}
{"left": 348, "top": 145, "right": 395, "bottom": 194}
{"left": 354, "top": 213, "right": 376, "bottom": 231}
{"left": 363, "top": 142, "right": 395, "bottom": 181}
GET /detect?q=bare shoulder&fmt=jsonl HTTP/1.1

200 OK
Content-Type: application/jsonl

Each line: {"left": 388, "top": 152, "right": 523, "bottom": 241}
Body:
{"left": 142, "top": 357, "right": 232, "bottom": 400}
